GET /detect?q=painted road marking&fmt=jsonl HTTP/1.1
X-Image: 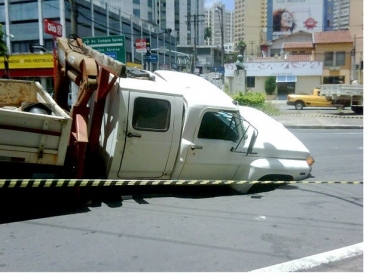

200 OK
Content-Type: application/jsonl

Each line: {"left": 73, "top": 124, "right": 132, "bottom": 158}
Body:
{"left": 249, "top": 243, "right": 363, "bottom": 272}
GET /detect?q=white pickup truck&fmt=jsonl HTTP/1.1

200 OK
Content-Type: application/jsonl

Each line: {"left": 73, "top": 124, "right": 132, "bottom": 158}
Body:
{"left": 0, "top": 37, "right": 315, "bottom": 193}
{"left": 97, "top": 70, "right": 315, "bottom": 193}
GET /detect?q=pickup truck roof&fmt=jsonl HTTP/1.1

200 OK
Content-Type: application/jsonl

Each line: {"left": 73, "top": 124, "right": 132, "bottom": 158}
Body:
{"left": 154, "top": 70, "right": 238, "bottom": 111}
{"left": 118, "top": 73, "right": 183, "bottom": 97}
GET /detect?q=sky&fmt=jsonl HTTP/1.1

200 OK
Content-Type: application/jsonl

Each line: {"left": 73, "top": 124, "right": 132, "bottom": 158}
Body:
{"left": 204, "top": 0, "right": 234, "bottom": 11}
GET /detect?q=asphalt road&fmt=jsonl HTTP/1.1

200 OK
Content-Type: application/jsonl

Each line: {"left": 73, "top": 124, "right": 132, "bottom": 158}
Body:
{"left": 0, "top": 129, "right": 363, "bottom": 272}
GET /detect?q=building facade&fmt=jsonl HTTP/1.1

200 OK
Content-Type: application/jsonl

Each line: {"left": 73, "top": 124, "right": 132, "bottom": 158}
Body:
{"left": 204, "top": 2, "right": 234, "bottom": 50}
{"left": 234, "top": 0, "right": 268, "bottom": 57}
{"left": 224, "top": 29, "right": 358, "bottom": 97}
{"left": 92, "top": 0, "right": 205, "bottom": 47}
{"left": 0, "top": 0, "right": 195, "bottom": 86}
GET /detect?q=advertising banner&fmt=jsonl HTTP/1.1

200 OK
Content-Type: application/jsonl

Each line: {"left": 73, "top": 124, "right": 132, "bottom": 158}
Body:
{"left": 44, "top": 19, "right": 63, "bottom": 37}
{"left": 224, "top": 61, "right": 323, "bottom": 77}
{"left": 272, "top": 0, "right": 324, "bottom": 40}
{"left": 135, "top": 38, "right": 150, "bottom": 53}
{"left": 0, "top": 53, "right": 54, "bottom": 69}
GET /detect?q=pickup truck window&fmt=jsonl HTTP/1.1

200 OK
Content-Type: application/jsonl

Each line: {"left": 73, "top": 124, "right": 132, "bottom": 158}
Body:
{"left": 198, "top": 111, "right": 239, "bottom": 142}
{"left": 132, "top": 97, "right": 171, "bottom": 131}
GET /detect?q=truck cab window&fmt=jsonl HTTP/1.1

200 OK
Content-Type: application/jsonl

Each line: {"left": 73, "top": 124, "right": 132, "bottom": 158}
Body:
{"left": 132, "top": 97, "right": 171, "bottom": 131}
{"left": 198, "top": 111, "right": 239, "bottom": 141}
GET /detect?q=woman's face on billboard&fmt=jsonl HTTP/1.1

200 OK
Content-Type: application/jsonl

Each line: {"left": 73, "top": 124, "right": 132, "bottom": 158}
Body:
{"left": 281, "top": 11, "right": 293, "bottom": 30}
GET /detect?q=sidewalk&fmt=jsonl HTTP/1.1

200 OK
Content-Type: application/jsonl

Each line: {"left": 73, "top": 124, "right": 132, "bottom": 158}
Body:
{"left": 269, "top": 113, "right": 363, "bottom": 129}
{"left": 266, "top": 101, "right": 363, "bottom": 129}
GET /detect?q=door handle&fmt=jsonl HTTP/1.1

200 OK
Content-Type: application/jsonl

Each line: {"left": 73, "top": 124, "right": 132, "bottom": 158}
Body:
{"left": 127, "top": 132, "right": 141, "bottom": 138}
{"left": 191, "top": 145, "right": 203, "bottom": 150}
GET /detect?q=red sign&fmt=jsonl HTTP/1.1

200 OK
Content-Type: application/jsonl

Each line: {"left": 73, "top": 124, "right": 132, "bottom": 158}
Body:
{"left": 135, "top": 38, "right": 150, "bottom": 53}
{"left": 44, "top": 19, "right": 63, "bottom": 37}
{"left": 304, "top": 18, "right": 317, "bottom": 29}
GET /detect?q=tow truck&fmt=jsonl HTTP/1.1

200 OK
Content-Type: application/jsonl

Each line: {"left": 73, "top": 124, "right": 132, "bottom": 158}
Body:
{"left": 0, "top": 35, "right": 315, "bottom": 193}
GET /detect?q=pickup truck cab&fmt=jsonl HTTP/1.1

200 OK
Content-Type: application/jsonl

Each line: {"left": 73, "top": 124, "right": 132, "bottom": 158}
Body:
{"left": 287, "top": 87, "right": 351, "bottom": 110}
{"left": 99, "top": 70, "right": 314, "bottom": 192}
{"left": 287, "top": 88, "right": 333, "bottom": 110}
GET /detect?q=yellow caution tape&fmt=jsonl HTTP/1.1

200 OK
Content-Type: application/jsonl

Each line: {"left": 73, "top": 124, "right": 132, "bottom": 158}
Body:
{"left": 0, "top": 179, "right": 363, "bottom": 189}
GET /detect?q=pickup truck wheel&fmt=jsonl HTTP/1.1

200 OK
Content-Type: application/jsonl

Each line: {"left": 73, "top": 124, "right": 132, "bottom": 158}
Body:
{"left": 351, "top": 107, "right": 363, "bottom": 114}
{"left": 295, "top": 101, "right": 304, "bottom": 110}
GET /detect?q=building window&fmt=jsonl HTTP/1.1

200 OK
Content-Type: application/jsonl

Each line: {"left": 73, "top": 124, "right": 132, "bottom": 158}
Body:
{"left": 245, "top": 76, "right": 255, "bottom": 88}
{"left": 324, "top": 51, "right": 346, "bottom": 66}
{"left": 335, "top": 51, "right": 346, "bottom": 66}
{"left": 323, "top": 76, "right": 345, "bottom": 84}
{"left": 324, "top": 52, "right": 334, "bottom": 66}
{"left": 276, "top": 76, "right": 297, "bottom": 82}
{"left": 133, "top": 9, "right": 140, "bottom": 17}
{"left": 133, "top": 0, "right": 140, "bottom": 4}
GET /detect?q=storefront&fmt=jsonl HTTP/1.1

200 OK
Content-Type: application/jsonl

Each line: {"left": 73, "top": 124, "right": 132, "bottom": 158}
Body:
{"left": 224, "top": 60, "right": 323, "bottom": 96}
{"left": 0, "top": 53, "right": 54, "bottom": 92}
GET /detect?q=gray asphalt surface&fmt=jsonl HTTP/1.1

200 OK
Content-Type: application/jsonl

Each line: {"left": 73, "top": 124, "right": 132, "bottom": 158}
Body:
{"left": 266, "top": 100, "right": 364, "bottom": 272}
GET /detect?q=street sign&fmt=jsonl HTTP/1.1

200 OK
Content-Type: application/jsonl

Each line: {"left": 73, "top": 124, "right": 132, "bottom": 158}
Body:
{"left": 135, "top": 38, "right": 150, "bottom": 53}
{"left": 159, "top": 46, "right": 167, "bottom": 54}
{"left": 145, "top": 54, "right": 158, "bottom": 63}
{"left": 210, "top": 66, "right": 225, "bottom": 73}
{"left": 44, "top": 19, "right": 62, "bottom": 37}
{"left": 83, "top": 35, "right": 126, "bottom": 63}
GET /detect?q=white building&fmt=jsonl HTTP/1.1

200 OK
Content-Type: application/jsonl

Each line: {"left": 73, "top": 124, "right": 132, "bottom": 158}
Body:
{"left": 204, "top": 2, "right": 234, "bottom": 50}
{"left": 92, "top": 0, "right": 205, "bottom": 46}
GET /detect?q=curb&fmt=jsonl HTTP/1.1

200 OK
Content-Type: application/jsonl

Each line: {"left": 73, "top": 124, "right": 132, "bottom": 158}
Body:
{"left": 283, "top": 125, "right": 363, "bottom": 129}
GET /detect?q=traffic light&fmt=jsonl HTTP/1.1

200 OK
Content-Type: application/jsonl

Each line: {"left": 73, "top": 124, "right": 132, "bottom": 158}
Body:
{"left": 146, "top": 38, "right": 151, "bottom": 56}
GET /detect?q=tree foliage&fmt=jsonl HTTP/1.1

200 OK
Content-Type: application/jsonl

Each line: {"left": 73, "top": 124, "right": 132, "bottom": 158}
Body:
{"left": 237, "top": 40, "right": 246, "bottom": 55}
{"left": 204, "top": 27, "right": 212, "bottom": 41}
{"left": 264, "top": 76, "right": 277, "bottom": 95}
{"left": 0, "top": 24, "right": 7, "bottom": 56}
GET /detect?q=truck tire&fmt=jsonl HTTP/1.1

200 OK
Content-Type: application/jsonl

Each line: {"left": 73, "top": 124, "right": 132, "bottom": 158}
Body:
{"left": 351, "top": 107, "right": 363, "bottom": 114}
{"left": 295, "top": 101, "right": 304, "bottom": 110}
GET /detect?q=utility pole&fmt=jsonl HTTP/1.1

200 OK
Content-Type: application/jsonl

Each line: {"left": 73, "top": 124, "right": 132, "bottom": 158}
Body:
{"left": 216, "top": 5, "right": 225, "bottom": 84}
{"left": 186, "top": 13, "right": 205, "bottom": 74}
{"left": 250, "top": 41, "right": 254, "bottom": 56}
{"left": 166, "top": 28, "right": 172, "bottom": 70}
{"left": 69, "top": 0, "right": 78, "bottom": 34}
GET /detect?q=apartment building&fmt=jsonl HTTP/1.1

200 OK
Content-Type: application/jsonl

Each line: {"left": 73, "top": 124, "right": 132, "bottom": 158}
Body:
{"left": 234, "top": 0, "right": 267, "bottom": 57}
{"left": 204, "top": 2, "right": 234, "bottom": 50}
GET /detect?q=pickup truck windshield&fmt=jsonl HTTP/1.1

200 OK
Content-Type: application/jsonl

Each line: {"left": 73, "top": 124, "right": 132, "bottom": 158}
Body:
{"left": 198, "top": 111, "right": 240, "bottom": 142}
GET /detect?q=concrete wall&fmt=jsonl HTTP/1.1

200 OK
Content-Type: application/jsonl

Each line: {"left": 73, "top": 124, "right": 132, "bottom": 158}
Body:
{"left": 242, "top": 75, "right": 321, "bottom": 95}
{"left": 295, "top": 76, "right": 321, "bottom": 95}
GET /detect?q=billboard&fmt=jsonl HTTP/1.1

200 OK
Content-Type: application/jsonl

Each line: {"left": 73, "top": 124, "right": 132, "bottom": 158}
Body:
{"left": 271, "top": 0, "right": 324, "bottom": 40}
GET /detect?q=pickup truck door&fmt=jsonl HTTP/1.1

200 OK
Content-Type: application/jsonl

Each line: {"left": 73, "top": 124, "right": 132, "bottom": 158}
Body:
{"left": 179, "top": 110, "right": 244, "bottom": 180}
{"left": 118, "top": 91, "right": 182, "bottom": 178}
{"left": 308, "top": 90, "right": 331, "bottom": 107}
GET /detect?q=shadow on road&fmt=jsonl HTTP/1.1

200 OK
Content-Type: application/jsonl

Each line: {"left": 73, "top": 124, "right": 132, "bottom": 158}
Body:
{"left": 0, "top": 183, "right": 291, "bottom": 224}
